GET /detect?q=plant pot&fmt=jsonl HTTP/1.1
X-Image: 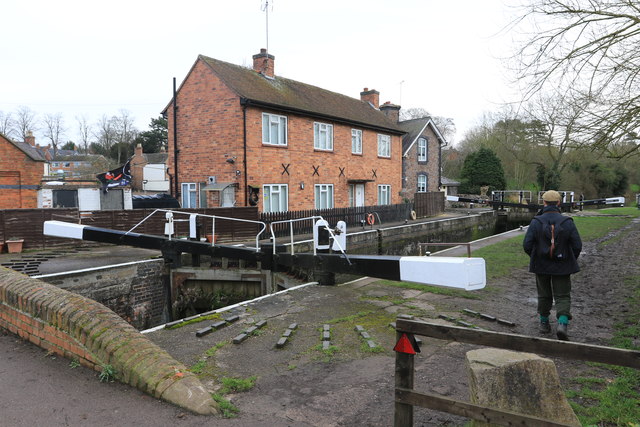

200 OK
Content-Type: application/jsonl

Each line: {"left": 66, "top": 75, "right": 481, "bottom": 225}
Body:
{"left": 6, "top": 239, "right": 24, "bottom": 253}
{"left": 0, "top": 241, "right": 4, "bottom": 253}
{"left": 205, "top": 234, "right": 217, "bottom": 243}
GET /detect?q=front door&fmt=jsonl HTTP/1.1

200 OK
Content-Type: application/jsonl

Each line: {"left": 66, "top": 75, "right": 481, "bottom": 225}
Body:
{"left": 355, "top": 184, "right": 365, "bottom": 207}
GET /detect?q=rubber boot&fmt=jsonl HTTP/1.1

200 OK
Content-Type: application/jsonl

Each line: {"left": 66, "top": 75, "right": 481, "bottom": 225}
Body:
{"left": 539, "top": 316, "right": 551, "bottom": 334}
{"left": 557, "top": 316, "right": 569, "bottom": 341}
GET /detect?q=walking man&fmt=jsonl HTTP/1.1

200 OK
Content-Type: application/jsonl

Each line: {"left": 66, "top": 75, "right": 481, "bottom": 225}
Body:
{"left": 523, "top": 190, "right": 582, "bottom": 340}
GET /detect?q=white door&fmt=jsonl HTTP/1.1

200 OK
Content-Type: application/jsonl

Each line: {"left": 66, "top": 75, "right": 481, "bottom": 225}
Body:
{"left": 355, "top": 184, "right": 365, "bottom": 207}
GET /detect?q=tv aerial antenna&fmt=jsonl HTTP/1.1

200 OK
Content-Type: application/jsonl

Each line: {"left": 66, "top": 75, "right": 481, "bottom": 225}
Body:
{"left": 261, "top": 0, "right": 273, "bottom": 54}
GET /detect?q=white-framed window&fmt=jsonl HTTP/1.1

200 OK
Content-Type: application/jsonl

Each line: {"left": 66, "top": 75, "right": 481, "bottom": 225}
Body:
{"left": 182, "top": 183, "right": 198, "bottom": 208}
{"left": 417, "top": 174, "right": 427, "bottom": 192}
{"left": 418, "top": 137, "right": 427, "bottom": 162}
{"left": 351, "top": 129, "right": 362, "bottom": 154}
{"left": 378, "top": 184, "right": 391, "bottom": 205}
{"left": 314, "top": 184, "right": 334, "bottom": 209}
{"left": 314, "top": 122, "right": 333, "bottom": 150}
{"left": 377, "top": 134, "right": 391, "bottom": 157}
{"left": 263, "top": 184, "right": 288, "bottom": 212}
{"left": 262, "top": 113, "right": 287, "bottom": 146}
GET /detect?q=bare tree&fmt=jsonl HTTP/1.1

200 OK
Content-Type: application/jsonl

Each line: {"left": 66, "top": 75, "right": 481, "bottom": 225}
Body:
{"left": 42, "top": 113, "right": 67, "bottom": 158}
{"left": 399, "top": 107, "right": 456, "bottom": 143}
{"left": 512, "top": 0, "right": 640, "bottom": 157}
{"left": 94, "top": 114, "right": 117, "bottom": 159}
{"left": 112, "top": 109, "right": 138, "bottom": 164}
{"left": 14, "top": 106, "right": 39, "bottom": 141}
{"left": 0, "top": 111, "right": 15, "bottom": 138}
{"left": 76, "top": 115, "right": 93, "bottom": 154}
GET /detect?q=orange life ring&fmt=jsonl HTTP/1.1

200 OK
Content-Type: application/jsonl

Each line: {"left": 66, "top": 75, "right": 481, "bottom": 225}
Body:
{"left": 366, "top": 213, "right": 375, "bottom": 225}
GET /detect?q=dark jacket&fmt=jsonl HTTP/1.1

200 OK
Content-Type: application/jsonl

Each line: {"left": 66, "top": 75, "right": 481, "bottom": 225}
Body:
{"left": 523, "top": 205, "right": 582, "bottom": 275}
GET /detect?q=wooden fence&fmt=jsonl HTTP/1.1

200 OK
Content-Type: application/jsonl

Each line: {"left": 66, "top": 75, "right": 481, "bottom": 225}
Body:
{"left": 260, "top": 203, "right": 415, "bottom": 237}
{"left": 394, "top": 318, "right": 640, "bottom": 426}
{"left": 414, "top": 192, "right": 444, "bottom": 218}
{"left": 0, "top": 207, "right": 260, "bottom": 251}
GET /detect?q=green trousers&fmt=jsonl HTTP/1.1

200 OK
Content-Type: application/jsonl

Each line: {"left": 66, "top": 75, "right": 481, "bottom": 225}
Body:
{"left": 536, "top": 274, "right": 572, "bottom": 321}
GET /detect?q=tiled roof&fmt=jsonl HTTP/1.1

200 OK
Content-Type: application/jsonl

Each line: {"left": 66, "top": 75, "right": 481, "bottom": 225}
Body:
{"left": 1, "top": 133, "right": 47, "bottom": 162}
{"left": 398, "top": 117, "right": 446, "bottom": 155}
{"left": 198, "top": 55, "right": 404, "bottom": 134}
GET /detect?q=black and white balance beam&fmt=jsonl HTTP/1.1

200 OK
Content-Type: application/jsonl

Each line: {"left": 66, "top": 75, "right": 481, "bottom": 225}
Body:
{"left": 43, "top": 220, "right": 486, "bottom": 291}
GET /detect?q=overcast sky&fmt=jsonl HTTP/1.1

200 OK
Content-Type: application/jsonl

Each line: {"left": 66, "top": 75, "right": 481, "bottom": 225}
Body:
{"left": 2, "top": 0, "right": 521, "bottom": 146}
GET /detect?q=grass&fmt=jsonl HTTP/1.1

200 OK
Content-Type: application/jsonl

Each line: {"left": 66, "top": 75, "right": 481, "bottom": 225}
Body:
{"left": 211, "top": 376, "right": 257, "bottom": 418}
{"left": 378, "top": 280, "right": 481, "bottom": 299}
{"left": 98, "top": 364, "right": 117, "bottom": 382}
{"left": 165, "top": 312, "right": 222, "bottom": 329}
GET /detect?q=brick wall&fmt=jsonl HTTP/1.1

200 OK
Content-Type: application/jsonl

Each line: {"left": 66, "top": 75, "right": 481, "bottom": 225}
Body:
{"left": 0, "top": 267, "right": 218, "bottom": 415}
{"left": 401, "top": 125, "right": 442, "bottom": 201}
{"left": 36, "top": 259, "right": 167, "bottom": 330}
{"left": 0, "top": 135, "right": 44, "bottom": 209}
{"left": 167, "top": 58, "right": 403, "bottom": 211}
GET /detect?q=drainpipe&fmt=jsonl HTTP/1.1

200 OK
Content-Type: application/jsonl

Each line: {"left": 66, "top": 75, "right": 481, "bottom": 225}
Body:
{"left": 172, "top": 77, "right": 180, "bottom": 200}
{"left": 241, "top": 97, "right": 248, "bottom": 206}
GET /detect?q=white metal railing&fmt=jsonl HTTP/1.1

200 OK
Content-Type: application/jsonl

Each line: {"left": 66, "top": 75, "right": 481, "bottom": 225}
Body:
{"left": 124, "top": 209, "right": 268, "bottom": 252}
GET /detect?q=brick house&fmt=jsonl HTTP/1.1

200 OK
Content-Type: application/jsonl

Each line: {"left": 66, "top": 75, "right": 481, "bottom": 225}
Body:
{"left": 164, "top": 49, "right": 406, "bottom": 211}
{"left": 397, "top": 116, "right": 446, "bottom": 202}
{"left": 130, "top": 143, "right": 169, "bottom": 193}
{"left": 0, "top": 132, "right": 47, "bottom": 209}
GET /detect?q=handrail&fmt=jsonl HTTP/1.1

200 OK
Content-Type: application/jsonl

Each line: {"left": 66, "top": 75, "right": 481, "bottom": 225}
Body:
{"left": 124, "top": 209, "right": 267, "bottom": 252}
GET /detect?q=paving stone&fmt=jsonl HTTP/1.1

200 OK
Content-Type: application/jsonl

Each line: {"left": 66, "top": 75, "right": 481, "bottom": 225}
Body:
{"left": 288, "top": 323, "right": 298, "bottom": 330}
{"left": 497, "top": 319, "right": 516, "bottom": 327}
{"left": 360, "top": 331, "right": 370, "bottom": 339}
{"left": 463, "top": 309, "right": 479, "bottom": 316}
{"left": 322, "top": 331, "right": 330, "bottom": 341}
{"left": 366, "top": 340, "right": 377, "bottom": 349}
{"left": 456, "top": 320, "right": 474, "bottom": 328}
{"left": 195, "top": 326, "right": 213, "bottom": 337}
{"left": 225, "top": 315, "right": 240, "bottom": 323}
{"left": 480, "top": 313, "right": 497, "bottom": 321}
{"left": 354, "top": 325, "right": 365, "bottom": 332}
{"left": 255, "top": 320, "right": 267, "bottom": 328}
{"left": 322, "top": 341, "right": 331, "bottom": 350}
{"left": 323, "top": 324, "right": 330, "bottom": 331}
{"left": 397, "top": 314, "right": 414, "bottom": 319}
{"left": 282, "top": 329, "right": 292, "bottom": 337}
{"left": 389, "top": 322, "right": 396, "bottom": 329}
{"left": 245, "top": 326, "right": 258, "bottom": 334}
{"left": 233, "top": 333, "right": 248, "bottom": 344}
{"left": 211, "top": 320, "right": 226, "bottom": 329}
{"left": 276, "top": 337, "right": 288, "bottom": 348}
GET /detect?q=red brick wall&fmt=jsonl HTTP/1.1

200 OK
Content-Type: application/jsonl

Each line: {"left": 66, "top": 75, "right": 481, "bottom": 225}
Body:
{"left": 0, "top": 135, "right": 44, "bottom": 208}
{"left": 401, "top": 125, "right": 442, "bottom": 201}
{"left": 167, "top": 58, "right": 402, "bottom": 211}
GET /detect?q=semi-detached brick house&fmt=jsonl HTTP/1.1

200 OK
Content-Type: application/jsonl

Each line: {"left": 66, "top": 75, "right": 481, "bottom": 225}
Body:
{"left": 164, "top": 49, "right": 408, "bottom": 212}
{"left": 0, "top": 132, "right": 47, "bottom": 209}
{"left": 398, "top": 116, "right": 446, "bottom": 202}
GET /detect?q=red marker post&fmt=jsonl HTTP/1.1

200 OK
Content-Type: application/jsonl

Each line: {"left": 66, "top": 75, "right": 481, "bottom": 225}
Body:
{"left": 394, "top": 332, "right": 417, "bottom": 425}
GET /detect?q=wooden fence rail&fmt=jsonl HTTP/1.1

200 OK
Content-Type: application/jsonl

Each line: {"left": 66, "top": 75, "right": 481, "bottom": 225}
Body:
{"left": 394, "top": 318, "right": 640, "bottom": 427}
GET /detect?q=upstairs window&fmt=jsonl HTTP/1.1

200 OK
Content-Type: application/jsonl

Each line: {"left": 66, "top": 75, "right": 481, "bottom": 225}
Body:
{"left": 377, "top": 134, "right": 390, "bottom": 157}
{"left": 351, "top": 129, "right": 362, "bottom": 154}
{"left": 314, "top": 122, "right": 333, "bottom": 151}
{"left": 262, "top": 113, "right": 287, "bottom": 146}
{"left": 418, "top": 137, "right": 427, "bottom": 162}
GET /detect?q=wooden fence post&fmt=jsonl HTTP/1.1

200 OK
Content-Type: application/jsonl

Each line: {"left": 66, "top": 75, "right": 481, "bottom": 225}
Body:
{"left": 394, "top": 330, "right": 414, "bottom": 427}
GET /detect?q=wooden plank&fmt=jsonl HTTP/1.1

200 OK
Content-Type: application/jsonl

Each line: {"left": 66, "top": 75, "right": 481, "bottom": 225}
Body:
{"left": 395, "top": 388, "right": 575, "bottom": 427}
{"left": 396, "top": 319, "right": 640, "bottom": 369}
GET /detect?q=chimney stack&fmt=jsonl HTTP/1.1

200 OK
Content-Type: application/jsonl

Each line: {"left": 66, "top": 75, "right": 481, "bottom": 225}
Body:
{"left": 252, "top": 48, "right": 275, "bottom": 78}
{"left": 360, "top": 88, "right": 380, "bottom": 109}
{"left": 380, "top": 101, "right": 401, "bottom": 123}
{"left": 25, "top": 130, "right": 36, "bottom": 146}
